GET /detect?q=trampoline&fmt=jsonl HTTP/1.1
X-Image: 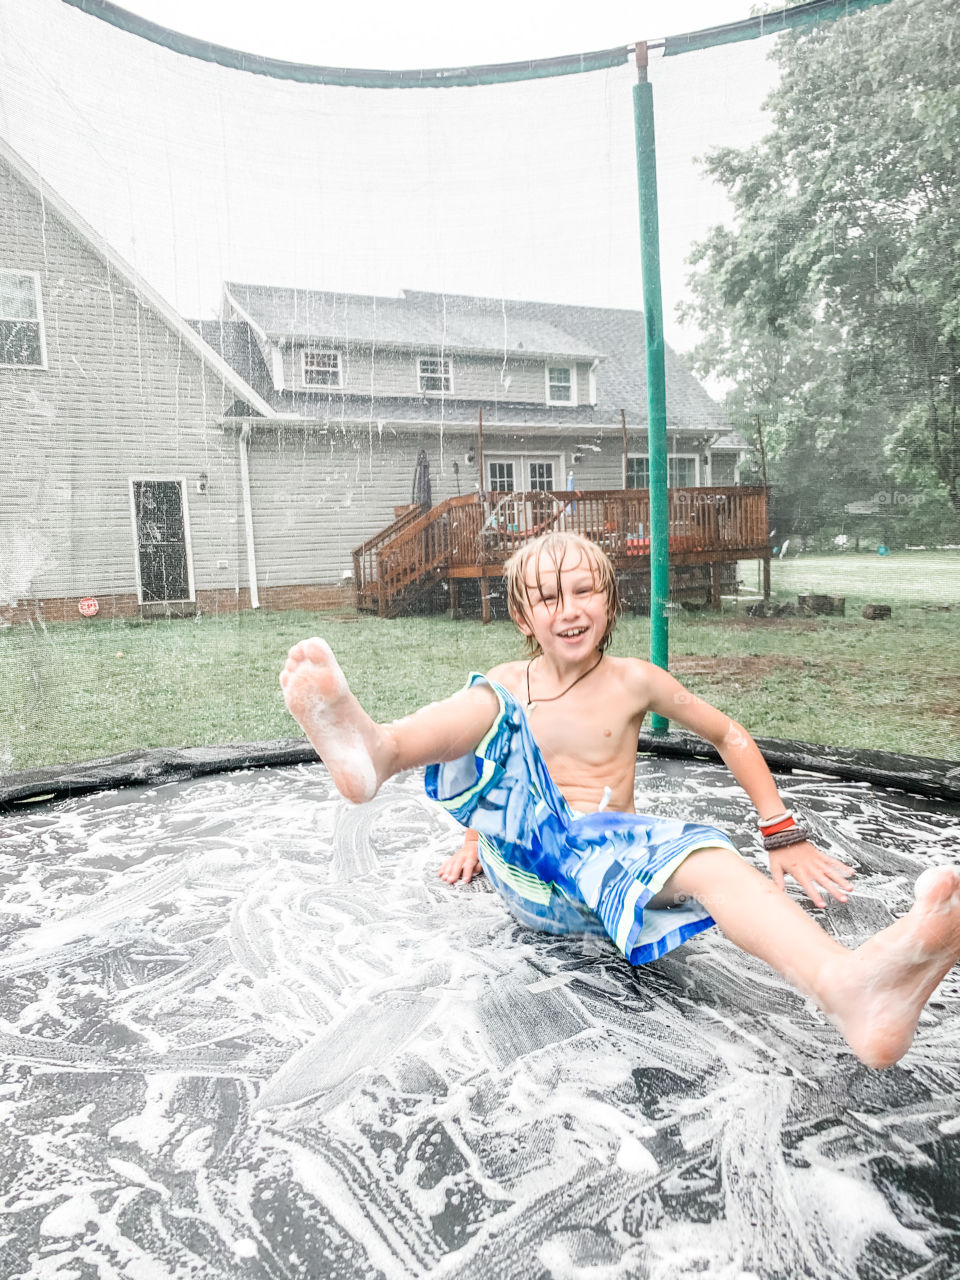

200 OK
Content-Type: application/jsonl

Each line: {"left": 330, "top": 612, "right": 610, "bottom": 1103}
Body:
{"left": 1, "top": 742, "right": 958, "bottom": 1278}
{"left": 2, "top": 0, "right": 959, "bottom": 1274}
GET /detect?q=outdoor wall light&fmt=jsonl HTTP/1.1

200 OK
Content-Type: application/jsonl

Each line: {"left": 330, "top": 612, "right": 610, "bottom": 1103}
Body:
{"left": 465, "top": 449, "right": 476, "bottom": 464}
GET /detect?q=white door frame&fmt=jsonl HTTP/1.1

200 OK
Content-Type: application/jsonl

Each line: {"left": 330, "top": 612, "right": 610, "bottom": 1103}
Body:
{"left": 128, "top": 476, "right": 196, "bottom": 604}
{"left": 486, "top": 451, "right": 564, "bottom": 492}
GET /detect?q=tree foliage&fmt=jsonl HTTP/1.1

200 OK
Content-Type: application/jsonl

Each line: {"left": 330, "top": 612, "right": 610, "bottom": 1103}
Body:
{"left": 682, "top": 0, "right": 960, "bottom": 538}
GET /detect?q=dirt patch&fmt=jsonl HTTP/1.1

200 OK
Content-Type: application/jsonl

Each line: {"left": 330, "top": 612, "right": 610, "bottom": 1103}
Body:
{"left": 670, "top": 655, "right": 806, "bottom": 679}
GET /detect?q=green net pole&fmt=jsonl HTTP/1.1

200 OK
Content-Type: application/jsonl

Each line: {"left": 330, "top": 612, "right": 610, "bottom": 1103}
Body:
{"left": 633, "top": 44, "right": 670, "bottom": 734}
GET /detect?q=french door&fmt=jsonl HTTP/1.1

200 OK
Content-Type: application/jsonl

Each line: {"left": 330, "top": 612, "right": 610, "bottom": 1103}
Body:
{"left": 486, "top": 455, "right": 562, "bottom": 493}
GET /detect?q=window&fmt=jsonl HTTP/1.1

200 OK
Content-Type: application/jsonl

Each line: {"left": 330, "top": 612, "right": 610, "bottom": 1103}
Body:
{"left": 627, "top": 455, "right": 699, "bottom": 488}
{"left": 302, "top": 349, "right": 341, "bottom": 387}
{"left": 626, "top": 456, "right": 649, "bottom": 489}
{"left": 528, "top": 461, "right": 555, "bottom": 491}
{"left": 0, "top": 271, "right": 45, "bottom": 367}
{"left": 489, "top": 461, "right": 515, "bottom": 492}
{"left": 488, "top": 455, "right": 560, "bottom": 493}
{"left": 418, "top": 356, "right": 452, "bottom": 394}
{"left": 669, "top": 456, "right": 698, "bottom": 487}
{"left": 546, "top": 365, "right": 576, "bottom": 405}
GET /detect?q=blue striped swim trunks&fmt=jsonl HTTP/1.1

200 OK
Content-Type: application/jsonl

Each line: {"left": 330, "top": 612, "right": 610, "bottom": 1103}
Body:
{"left": 425, "top": 674, "right": 742, "bottom": 966}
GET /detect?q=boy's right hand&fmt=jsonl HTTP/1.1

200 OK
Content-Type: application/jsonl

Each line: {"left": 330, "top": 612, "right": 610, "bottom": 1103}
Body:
{"left": 439, "top": 835, "right": 482, "bottom": 885}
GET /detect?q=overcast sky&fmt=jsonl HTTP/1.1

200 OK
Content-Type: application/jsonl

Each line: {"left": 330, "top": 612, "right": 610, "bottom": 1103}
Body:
{"left": 0, "top": 0, "right": 782, "bottom": 354}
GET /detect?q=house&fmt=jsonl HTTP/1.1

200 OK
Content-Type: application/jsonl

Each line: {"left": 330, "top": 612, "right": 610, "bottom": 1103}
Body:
{"left": 196, "top": 283, "right": 752, "bottom": 613}
{"left": 0, "top": 127, "right": 754, "bottom": 627}
{"left": 0, "top": 137, "right": 300, "bottom": 625}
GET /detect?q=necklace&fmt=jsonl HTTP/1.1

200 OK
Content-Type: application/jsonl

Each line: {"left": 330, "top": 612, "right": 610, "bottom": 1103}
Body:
{"left": 525, "top": 652, "right": 603, "bottom": 712}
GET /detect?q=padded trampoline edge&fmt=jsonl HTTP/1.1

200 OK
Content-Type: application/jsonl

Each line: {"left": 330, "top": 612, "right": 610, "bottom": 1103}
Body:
{"left": 637, "top": 731, "right": 959, "bottom": 805}
{"left": 1, "top": 734, "right": 957, "bottom": 808}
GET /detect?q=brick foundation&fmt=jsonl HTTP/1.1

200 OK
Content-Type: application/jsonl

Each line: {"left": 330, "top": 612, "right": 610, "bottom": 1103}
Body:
{"left": 0, "top": 584, "right": 358, "bottom": 626}
{"left": 0, "top": 593, "right": 142, "bottom": 625}
{"left": 255, "top": 584, "right": 357, "bottom": 613}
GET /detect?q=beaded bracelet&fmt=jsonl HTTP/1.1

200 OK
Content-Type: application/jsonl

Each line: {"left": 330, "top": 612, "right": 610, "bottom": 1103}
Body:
{"left": 763, "top": 824, "right": 812, "bottom": 852}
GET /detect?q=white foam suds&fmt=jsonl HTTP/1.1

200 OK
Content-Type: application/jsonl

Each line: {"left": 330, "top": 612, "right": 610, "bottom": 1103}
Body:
{"left": 0, "top": 762, "right": 955, "bottom": 1277}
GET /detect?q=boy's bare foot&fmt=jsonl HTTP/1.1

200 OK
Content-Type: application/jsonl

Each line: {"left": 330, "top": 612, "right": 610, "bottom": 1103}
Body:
{"left": 822, "top": 866, "right": 960, "bottom": 1068}
{"left": 280, "top": 638, "right": 392, "bottom": 803}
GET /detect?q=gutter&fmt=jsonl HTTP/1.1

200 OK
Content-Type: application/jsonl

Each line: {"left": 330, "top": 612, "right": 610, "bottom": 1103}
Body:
{"left": 268, "top": 335, "right": 605, "bottom": 364}
{"left": 239, "top": 424, "right": 260, "bottom": 609}
{"left": 221, "top": 415, "right": 721, "bottom": 437}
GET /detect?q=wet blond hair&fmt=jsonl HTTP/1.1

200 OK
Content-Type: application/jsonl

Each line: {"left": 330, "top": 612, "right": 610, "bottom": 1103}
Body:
{"left": 504, "top": 531, "right": 620, "bottom": 657}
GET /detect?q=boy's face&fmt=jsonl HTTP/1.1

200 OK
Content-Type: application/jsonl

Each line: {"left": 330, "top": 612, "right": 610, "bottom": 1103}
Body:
{"left": 518, "top": 547, "right": 609, "bottom": 662}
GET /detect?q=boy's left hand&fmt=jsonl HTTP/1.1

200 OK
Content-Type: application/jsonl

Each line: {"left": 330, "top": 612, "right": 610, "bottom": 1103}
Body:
{"left": 439, "top": 839, "right": 482, "bottom": 885}
{"left": 769, "top": 842, "right": 854, "bottom": 908}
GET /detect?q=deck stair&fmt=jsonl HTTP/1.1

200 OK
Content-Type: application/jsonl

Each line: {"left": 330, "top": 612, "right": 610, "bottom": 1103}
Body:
{"left": 353, "top": 487, "right": 770, "bottom": 618}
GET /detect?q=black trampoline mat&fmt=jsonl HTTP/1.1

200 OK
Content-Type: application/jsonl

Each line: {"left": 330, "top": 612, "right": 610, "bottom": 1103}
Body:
{"left": 0, "top": 758, "right": 958, "bottom": 1278}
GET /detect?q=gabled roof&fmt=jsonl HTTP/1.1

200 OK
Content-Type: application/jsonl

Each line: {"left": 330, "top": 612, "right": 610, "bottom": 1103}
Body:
{"left": 0, "top": 136, "right": 275, "bottom": 420}
{"left": 190, "top": 320, "right": 274, "bottom": 392}
{"left": 224, "top": 283, "right": 603, "bottom": 362}
{"left": 219, "top": 282, "right": 735, "bottom": 437}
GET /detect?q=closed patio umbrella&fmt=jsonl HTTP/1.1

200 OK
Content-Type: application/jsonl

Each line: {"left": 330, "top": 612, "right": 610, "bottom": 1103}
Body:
{"left": 412, "top": 449, "right": 432, "bottom": 508}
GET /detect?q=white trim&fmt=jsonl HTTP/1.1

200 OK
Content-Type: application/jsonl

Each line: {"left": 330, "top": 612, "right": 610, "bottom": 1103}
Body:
{"left": 417, "top": 355, "right": 453, "bottom": 396}
{"left": 545, "top": 363, "right": 577, "bottom": 406}
{"left": 0, "top": 268, "right": 47, "bottom": 369}
{"left": 301, "top": 347, "right": 343, "bottom": 390}
{"left": 588, "top": 358, "right": 599, "bottom": 407}
{"left": 219, "top": 415, "right": 749, "bottom": 444}
{"left": 0, "top": 137, "right": 275, "bottom": 419}
{"left": 128, "top": 476, "right": 196, "bottom": 605}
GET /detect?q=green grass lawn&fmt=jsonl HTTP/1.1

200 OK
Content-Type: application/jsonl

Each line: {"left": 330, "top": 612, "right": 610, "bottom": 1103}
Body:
{"left": 744, "top": 550, "right": 960, "bottom": 605}
{"left": 2, "top": 550, "right": 958, "bottom": 772}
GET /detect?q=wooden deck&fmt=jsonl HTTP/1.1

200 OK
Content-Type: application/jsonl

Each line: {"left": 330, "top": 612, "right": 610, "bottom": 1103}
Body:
{"left": 353, "top": 487, "right": 771, "bottom": 617}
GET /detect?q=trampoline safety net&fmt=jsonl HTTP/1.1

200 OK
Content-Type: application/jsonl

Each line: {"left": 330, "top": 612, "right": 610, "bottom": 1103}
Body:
{"left": 0, "top": 3, "right": 958, "bottom": 1277}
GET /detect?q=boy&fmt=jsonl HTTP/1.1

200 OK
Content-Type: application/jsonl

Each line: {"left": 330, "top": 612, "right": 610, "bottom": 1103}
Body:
{"left": 280, "top": 531, "right": 960, "bottom": 1069}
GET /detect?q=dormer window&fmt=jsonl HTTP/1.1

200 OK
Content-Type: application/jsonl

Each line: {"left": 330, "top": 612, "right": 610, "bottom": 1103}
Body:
{"left": 546, "top": 364, "right": 576, "bottom": 405}
{"left": 0, "top": 270, "right": 46, "bottom": 368}
{"left": 302, "top": 349, "right": 342, "bottom": 388}
{"left": 418, "top": 356, "right": 452, "bottom": 395}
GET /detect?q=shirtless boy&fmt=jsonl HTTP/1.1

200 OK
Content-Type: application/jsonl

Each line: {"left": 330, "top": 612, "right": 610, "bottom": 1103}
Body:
{"left": 280, "top": 531, "right": 960, "bottom": 1069}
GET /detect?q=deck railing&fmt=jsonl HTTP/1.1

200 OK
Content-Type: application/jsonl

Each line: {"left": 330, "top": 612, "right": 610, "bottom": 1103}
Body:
{"left": 354, "top": 487, "right": 769, "bottom": 613}
{"left": 352, "top": 503, "right": 432, "bottom": 608}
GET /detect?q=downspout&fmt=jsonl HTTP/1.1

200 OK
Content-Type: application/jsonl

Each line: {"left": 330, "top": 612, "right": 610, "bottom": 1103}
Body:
{"left": 239, "top": 423, "right": 260, "bottom": 609}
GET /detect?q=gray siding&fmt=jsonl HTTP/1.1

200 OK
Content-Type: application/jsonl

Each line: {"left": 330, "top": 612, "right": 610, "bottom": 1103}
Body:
{"left": 0, "top": 159, "right": 247, "bottom": 606}
{"left": 281, "top": 343, "right": 580, "bottom": 407}
{"left": 248, "top": 427, "right": 475, "bottom": 584}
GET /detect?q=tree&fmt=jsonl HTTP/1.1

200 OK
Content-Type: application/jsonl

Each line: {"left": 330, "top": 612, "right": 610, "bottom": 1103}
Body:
{"left": 682, "top": 0, "right": 960, "bottom": 537}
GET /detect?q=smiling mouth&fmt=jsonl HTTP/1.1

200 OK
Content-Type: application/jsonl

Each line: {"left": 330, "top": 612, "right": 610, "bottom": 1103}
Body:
{"left": 558, "top": 627, "right": 588, "bottom": 638}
